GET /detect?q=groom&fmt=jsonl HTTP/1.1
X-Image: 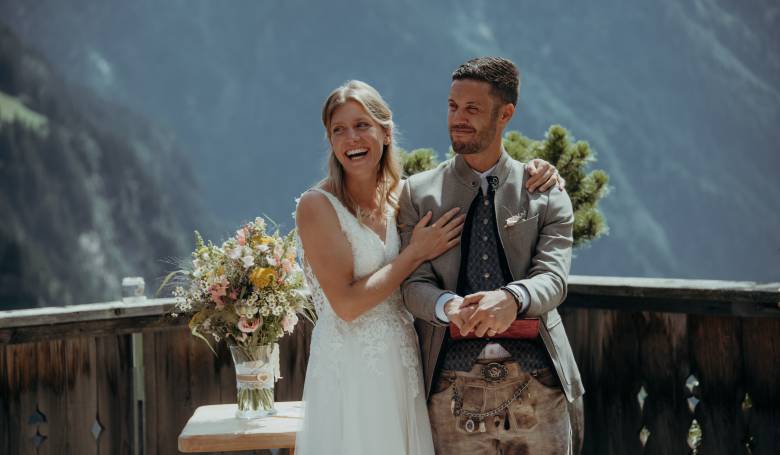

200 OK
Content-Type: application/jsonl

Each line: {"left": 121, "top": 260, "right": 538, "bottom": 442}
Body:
{"left": 399, "top": 57, "right": 584, "bottom": 454}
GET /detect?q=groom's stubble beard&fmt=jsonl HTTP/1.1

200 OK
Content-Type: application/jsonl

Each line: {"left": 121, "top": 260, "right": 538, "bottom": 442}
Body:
{"left": 450, "top": 106, "right": 501, "bottom": 156}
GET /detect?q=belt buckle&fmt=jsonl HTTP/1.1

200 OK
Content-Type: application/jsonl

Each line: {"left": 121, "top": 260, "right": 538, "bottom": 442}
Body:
{"left": 481, "top": 362, "right": 508, "bottom": 383}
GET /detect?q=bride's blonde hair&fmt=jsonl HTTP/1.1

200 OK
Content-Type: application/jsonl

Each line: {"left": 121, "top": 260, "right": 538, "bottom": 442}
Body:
{"left": 320, "top": 80, "right": 401, "bottom": 221}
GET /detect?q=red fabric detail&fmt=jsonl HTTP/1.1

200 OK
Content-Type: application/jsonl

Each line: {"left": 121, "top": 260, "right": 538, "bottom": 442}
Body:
{"left": 449, "top": 319, "right": 540, "bottom": 340}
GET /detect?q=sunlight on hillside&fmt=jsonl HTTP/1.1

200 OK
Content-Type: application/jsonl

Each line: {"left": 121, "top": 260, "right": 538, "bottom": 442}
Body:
{"left": 0, "top": 90, "right": 49, "bottom": 136}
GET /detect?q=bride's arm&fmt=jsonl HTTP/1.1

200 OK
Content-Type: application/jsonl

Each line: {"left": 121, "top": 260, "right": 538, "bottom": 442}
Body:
{"left": 296, "top": 190, "right": 462, "bottom": 322}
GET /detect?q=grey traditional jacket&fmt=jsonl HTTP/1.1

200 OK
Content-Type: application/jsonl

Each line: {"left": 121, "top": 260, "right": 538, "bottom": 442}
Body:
{"left": 398, "top": 150, "right": 584, "bottom": 403}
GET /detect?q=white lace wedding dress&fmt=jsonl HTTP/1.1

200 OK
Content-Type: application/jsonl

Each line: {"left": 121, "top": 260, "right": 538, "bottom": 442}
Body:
{"left": 295, "top": 188, "right": 435, "bottom": 455}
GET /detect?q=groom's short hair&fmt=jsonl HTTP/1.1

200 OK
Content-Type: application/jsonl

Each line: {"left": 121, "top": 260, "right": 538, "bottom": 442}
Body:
{"left": 452, "top": 57, "right": 520, "bottom": 106}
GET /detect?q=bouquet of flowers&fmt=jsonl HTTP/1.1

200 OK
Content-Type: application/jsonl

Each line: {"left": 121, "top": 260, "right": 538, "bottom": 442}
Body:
{"left": 163, "top": 216, "right": 311, "bottom": 417}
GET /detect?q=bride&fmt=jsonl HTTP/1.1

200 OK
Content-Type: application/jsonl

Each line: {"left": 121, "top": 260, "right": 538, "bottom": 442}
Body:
{"left": 295, "top": 80, "right": 560, "bottom": 454}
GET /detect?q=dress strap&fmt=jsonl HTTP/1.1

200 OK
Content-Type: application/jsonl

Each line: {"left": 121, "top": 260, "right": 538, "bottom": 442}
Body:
{"left": 306, "top": 187, "right": 359, "bottom": 234}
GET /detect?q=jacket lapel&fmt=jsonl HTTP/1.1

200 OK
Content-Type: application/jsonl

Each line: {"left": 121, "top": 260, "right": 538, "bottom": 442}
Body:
{"left": 439, "top": 157, "right": 479, "bottom": 291}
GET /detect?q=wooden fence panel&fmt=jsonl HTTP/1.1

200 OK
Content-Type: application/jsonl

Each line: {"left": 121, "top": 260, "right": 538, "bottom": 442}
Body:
{"left": 144, "top": 328, "right": 194, "bottom": 455}
{"left": 741, "top": 318, "right": 780, "bottom": 454}
{"left": 688, "top": 315, "right": 744, "bottom": 454}
{"left": 35, "top": 339, "right": 71, "bottom": 455}
{"left": 63, "top": 336, "right": 99, "bottom": 455}
{"left": 2, "top": 279, "right": 777, "bottom": 454}
{"left": 142, "top": 330, "right": 160, "bottom": 455}
{"left": 638, "top": 312, "right": 691, "bottom": 455}
{"left": 561, "top": 308, "right": 780, "bottom": 455}
{"left": 562, "top": 309, "right": 645, "bottom": 454}
{"left": 96, "top": 334, "right": 134, "bottom": 455}
{"left": 3, "top": 342, "right": 41, "bottom": 454}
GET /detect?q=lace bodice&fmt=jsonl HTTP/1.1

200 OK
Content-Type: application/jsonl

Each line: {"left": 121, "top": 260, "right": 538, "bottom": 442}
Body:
{"left": 296, "top": 188, "right": 421, "bottom": 397}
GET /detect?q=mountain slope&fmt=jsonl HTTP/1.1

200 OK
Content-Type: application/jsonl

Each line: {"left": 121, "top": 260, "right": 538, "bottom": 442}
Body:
{"left": 0, "top": 26, "right": 205, "bottom": 308}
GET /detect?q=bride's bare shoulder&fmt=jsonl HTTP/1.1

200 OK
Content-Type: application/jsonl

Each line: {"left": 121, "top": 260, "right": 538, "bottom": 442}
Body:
{"left": 298, "top": 180, "right": 334, "bottom": 203}
{"left": 296, "top": 187, "right": 338, "bottom": 228}
{"left": 296, "top": 186, "right": 347, "bottom": 251}
{"left": 298, "top": 187, "right": 325, "bottom": 203}
{"left": 297, "top": 190, "right": 326, "bottom": 213}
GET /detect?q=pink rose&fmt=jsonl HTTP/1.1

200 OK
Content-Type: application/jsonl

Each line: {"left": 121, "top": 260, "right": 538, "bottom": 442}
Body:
{"left": 236, "top": 227, "right": 249, "bottom": 246}
{"left": 209, "top": 277, "right": 229, "bottom": 309}
{"left": 238, "top": 316, "right": 262, "bottom": 333}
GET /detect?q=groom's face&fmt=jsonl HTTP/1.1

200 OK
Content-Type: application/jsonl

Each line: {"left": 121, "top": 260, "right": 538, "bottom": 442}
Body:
{"left": 448, "top": 79, "right": 501, "bottom": 155}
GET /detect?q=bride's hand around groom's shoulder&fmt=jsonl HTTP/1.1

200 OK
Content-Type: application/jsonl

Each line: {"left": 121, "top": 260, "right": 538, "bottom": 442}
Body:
{"left": 526, "top": 159, "right": 566, "bottom": 193}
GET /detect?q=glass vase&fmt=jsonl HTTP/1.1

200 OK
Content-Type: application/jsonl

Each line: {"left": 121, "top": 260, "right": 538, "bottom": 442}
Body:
{"left": 229, "top": 343, "right": 279, "bottom": 419}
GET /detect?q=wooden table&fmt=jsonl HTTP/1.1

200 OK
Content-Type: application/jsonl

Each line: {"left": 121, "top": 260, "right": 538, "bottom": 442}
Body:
{"left": 178, "top": 401, "right": 304, "bottom": 453}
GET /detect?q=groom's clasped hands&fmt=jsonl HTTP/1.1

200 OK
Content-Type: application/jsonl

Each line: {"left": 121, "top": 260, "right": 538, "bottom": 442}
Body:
{"left": 445, "top": 289, "right": 519, "bottom": 338}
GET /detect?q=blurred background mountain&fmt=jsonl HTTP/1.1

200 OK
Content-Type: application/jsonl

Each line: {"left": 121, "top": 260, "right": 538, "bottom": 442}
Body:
{"left": 0, "top": 0, "right": 778, "bottom": 309}
{"left": 0, "top": 23, "right": 206, "bottom": 309}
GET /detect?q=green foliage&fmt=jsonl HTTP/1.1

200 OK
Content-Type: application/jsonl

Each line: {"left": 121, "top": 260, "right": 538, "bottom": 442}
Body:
{"left": 397, "top": 147, "right": 439, "bottom": 178}
{"left": 503, "top": 131, "right": 537, "bottom": 163}
{"left": 399, "top": 125, "right": 609, "bottom": 248}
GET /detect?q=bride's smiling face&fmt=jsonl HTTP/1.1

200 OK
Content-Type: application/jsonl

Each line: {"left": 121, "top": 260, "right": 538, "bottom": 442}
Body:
{"left": 328, "top": 100, "right": 388, "bottom": 177}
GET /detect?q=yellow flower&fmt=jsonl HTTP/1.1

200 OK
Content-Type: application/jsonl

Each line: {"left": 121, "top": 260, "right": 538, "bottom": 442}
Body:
{"left": 250, "top": 267, "right": 276, "bottom": 288}
{"left": 250, "top": 234, "right": 274, "bottom": 245}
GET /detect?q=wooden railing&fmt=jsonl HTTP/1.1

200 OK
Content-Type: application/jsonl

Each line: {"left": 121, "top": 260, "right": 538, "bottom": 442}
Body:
{"left": 1, "top": 276, "right": 778, "bottom": 454}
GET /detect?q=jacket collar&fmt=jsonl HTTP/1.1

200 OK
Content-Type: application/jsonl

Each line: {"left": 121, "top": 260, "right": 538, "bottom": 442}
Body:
{"left": 452, "top": 148, "right": 513, "bottom": 190}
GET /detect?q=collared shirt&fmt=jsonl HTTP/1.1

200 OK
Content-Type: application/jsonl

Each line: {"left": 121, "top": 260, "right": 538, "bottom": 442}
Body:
{"left": 476, "top": 162, "right": 498, "bottom": 195}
